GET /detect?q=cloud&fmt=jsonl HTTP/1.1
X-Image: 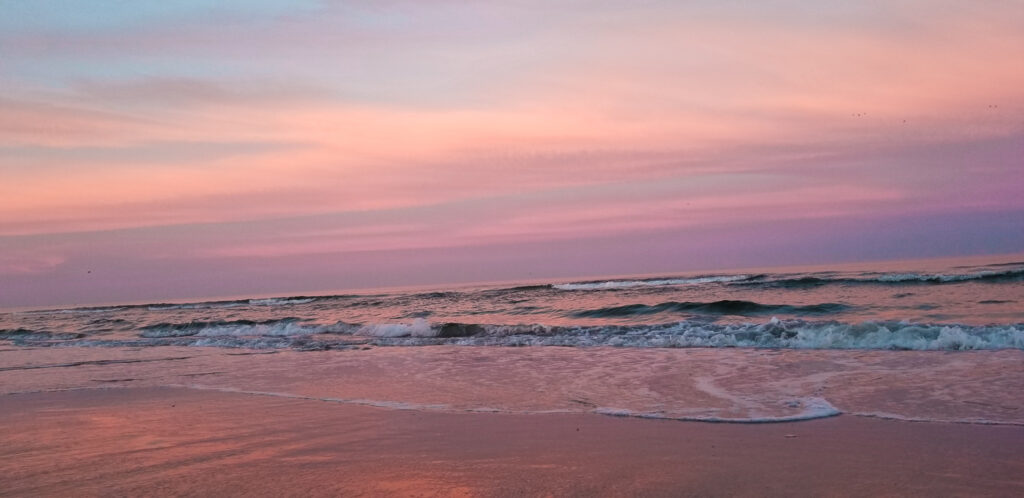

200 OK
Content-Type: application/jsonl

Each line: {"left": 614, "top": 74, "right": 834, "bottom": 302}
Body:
{"left": 1, "top": 1, "right": 1022, "bottom": 305}
{"left": 73, "top": 77, "right": 336, "bottom": 108}
{"left": 0, "top": 249, "right": 65, "bottom": 275}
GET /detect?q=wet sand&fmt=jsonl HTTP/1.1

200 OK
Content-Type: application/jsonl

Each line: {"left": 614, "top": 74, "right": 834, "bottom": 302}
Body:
{"left": 2, "top": 386, "right": 1022, "bottom": 497}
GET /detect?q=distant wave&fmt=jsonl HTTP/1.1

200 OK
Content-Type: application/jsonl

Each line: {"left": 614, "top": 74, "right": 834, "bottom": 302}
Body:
{"left": 957, "top": 261, "right": 1024, "bottom": 269}
{"left": 870, "top": 268, "right": 1024, "bottom": 283}
{"left": 570, "top": 300, "right": 851, "bottom": 317}
{"left": 737, "top": 268, "right": 1024, "bottom": 288}
{"left": 545, "top": 268, "right": 1023, "bottom": 292}
{"left": 149, "top": 296, "right": 328, "bottom": 311}
{"left": 16, "top": 294, "right": 362, "bottom": 314}
{"left": 485, "top": 284, "right": 554, "bottom": 293}
{"left": 146, "top": 300, "right": 250, "bottom": 311}
{"left": 247, "top": 297, "right": 318, "bottom": 306}
{"left": 553, "top": 275, "right": 756, "bottom": 291}
{"left": 13, "top": 267, "right": 1020, "bottom": 318}
{"left": 16, "top": 306, "right": 128, "bottom": 315}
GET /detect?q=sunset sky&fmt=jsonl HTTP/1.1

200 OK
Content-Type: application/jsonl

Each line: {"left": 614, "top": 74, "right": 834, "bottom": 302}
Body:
{"left": 2, "top": 1, "right": 1022, "bottom": 307}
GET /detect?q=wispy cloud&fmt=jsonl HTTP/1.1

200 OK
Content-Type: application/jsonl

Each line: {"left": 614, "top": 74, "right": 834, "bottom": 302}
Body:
{"left": 1, "top": 0, "right": 1021, "bottom": 305}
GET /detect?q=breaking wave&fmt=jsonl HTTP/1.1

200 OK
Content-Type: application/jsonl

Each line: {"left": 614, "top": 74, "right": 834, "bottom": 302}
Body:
{"left": 6, "top": 319, "right": 1022, "bottom": 352}
{"left": 138, "top": 318, "right": 358, "bottom": 338}
{"left": 361, "top": 319, "right": 1024, "bottom": 351}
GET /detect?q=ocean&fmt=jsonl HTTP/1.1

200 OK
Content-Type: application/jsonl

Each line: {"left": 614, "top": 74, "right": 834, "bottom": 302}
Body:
{"left": 2, "top": 254, "right": 1023, "bottom": 425}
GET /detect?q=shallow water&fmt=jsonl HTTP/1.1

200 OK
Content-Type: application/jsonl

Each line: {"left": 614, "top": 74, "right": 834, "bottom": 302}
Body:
{"left": 2, "top": 346, "right": 1022, "bottom": 425}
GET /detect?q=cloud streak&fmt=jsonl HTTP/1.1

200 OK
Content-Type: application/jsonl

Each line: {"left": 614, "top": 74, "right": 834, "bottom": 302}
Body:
{"left": 1, "top": 0, "right": 1022, "bottom": 306}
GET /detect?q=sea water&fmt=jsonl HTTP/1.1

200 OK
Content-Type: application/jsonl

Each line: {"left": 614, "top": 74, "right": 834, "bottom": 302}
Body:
{"left": 2, "top": 255, "right": 1023, "bottom": 424}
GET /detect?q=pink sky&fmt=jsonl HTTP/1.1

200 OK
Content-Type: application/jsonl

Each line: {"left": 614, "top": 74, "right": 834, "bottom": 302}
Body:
{"left": 1, "top": 1, "right": 1022, "bottom": 307}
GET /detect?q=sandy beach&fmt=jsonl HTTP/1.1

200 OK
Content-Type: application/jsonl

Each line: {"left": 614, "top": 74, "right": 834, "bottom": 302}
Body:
{"left": 2, "top": 344, "right": 1024, "bottom": 496}
{"left": 2, "top": 385, "right": 1022, "bottom": 497}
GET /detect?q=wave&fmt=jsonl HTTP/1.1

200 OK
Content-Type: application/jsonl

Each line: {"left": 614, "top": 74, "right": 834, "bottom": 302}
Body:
{"left": 6, "top": 318, "right": 1001, "bottom": 351}
{"left": 16, "top": 294, "right": 361, "bottom": 315}
{"left": 571, "top": 300, "right": 850, "bottom": 318}
{"left": 745, "top": 268, "right": 1024, "bottom": 288}
{"left": 956, "top": 261, "right": 1024, "bottom": 269}
{"left": 247, "top": 297, "right": 318, "bottom": 306}
{"left": 870, "top": 268, "right": 1024, "bottom": 283}
{"left": 483, "top": 284, "right": 554, "bottom": 293}
{"left": 353, "top": 318, "right": 436, "bottom": 338}
{"left": 138, "top": 318, "right": 358, "bottom": 338}
{"left": 16, "top": 306, "right": 127, "bottom": 315}
{"left": 542, "top": 267, "right": 1022, "bottom": 292}
{"left": 148, "top": 296, "right": 326, "bottom": 311}
{"left": 355, "top": 319, "right": 1024, "bottom": 351}
{"left": 0, "top": 328, "right": 85, "bottom": 341}
{"left": 134, "top": 318, "right": 477, "bottom": 342}
{"left": 553, "top": 274, "right": 757, "bottom": 291}
{"left": 146, "top": 300, "right": 250, "bottom": 311}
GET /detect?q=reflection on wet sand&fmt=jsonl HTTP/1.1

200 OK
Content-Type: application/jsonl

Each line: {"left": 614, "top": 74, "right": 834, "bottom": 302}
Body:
{"left": 2, "top": 387, "right": 1023, "bottom": 497}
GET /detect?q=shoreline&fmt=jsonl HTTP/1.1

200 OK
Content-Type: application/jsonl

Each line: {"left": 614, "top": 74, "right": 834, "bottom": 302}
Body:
{"left": 2, "top": 386, "right": 1023, "bottom": 497}
{"left": 3, "top": 345, "right": 1023, "bottom": 426}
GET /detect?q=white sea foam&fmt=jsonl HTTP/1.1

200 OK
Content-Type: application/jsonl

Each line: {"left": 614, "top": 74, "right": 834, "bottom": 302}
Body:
{"left": 355, "top": 318, "right": 436, "bottom": 337}
{"left": 195, "top": 322, "right": 310, "bottom": 337}
{"left": 248, "top": 297, "right": 317, "bottom": 306}
{"left": 553, "top": 275, "right": 751, "bottom": 290}
{"left": 131, "top": 318, "right": 1024, "bottom": 350}
{"left": 139, "top": 320, "right": 357, "bottom": 339}
{"left": 433, "top": 319, "right": 1024, "bottom": 351}
{"left": 857, "top": 268, "right": 1023, "bottom": 283}
{"left": 174, "top": 385, "right": 839, "bottom": 423}
{"left": 594, "top": 396, "right": 840, "bottom": 423}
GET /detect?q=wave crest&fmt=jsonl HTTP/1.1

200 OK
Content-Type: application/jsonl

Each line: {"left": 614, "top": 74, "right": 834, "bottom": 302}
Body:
{"left": 139, "top": 318, "right": 357, "bottom": 338}
{"left": 571, "top": 300, "right": 850, "bottom": 317}
{"left": 361, "top": 319, "right": 1024, "bottom": 351}
{"left": 749, "top": 268, "right": 1024, "bottom": 288}
{"left": 553, "top": 275, "right": 755, "bottom": 291}
{"left": 9, "top": 318, "right": 1022, "bottom": 351}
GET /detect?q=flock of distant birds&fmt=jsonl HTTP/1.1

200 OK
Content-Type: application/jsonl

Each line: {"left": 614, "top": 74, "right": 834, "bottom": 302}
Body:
{"left": 849, "top": 103, "right": 1003, "bottom": 122}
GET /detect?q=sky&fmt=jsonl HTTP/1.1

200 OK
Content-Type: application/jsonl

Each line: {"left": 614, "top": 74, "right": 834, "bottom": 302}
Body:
{"left": 1, "top": 0, "right": 1022, "bottom": 307}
